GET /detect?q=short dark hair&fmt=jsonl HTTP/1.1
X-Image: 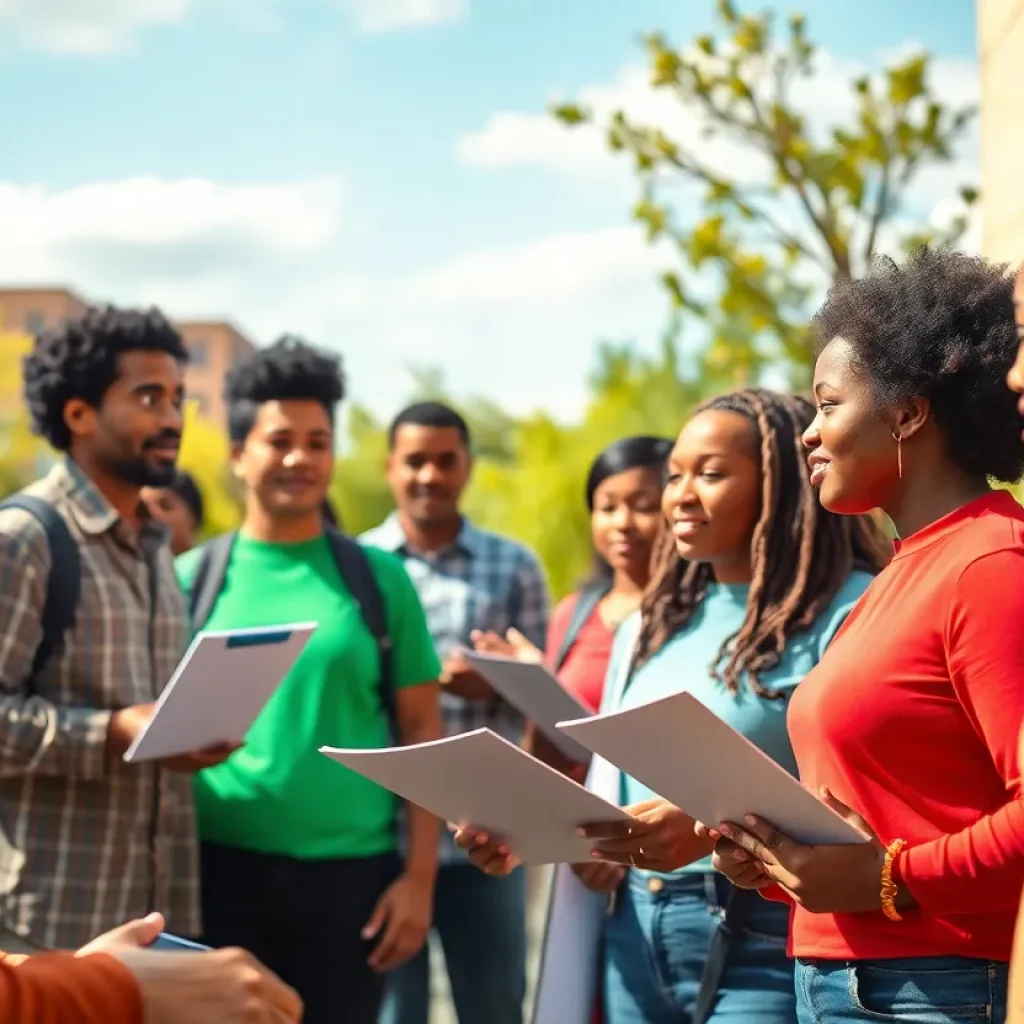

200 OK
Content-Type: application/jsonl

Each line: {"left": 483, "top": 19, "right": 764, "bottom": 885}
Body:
{"left": 168, "top": 470, "right": 204, "bottom": 529}
{"left": 585, "top": 435, "right": 673, "bottom": 510}
{"left": 811, "top": 248, "right": 1024, "bottom": 483}
{"left": 225, "top": 335, "right": 345, "bottom": 444}
{"left": 22, "top": 304, "right": 189, "bottom": 451}
{"left": 387, "top": 401, "right": 471, "bottom": 450}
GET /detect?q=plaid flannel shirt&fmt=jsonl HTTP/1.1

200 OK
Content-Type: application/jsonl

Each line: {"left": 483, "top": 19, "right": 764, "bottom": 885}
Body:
{"left": 360, "top": 514, "right": 550, "bottom": 864}
{"left": 0, "top": 458, "right": 199, "bottom": 949}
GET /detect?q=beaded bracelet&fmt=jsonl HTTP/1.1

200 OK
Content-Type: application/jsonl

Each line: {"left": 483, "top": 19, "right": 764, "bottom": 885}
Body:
{"left": 881, "top": 838, "right": 907, "bottom": 922}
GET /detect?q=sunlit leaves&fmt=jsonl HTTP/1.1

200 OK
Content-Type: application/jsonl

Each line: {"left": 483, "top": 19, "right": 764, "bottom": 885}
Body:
{"left": 550, "top": 4, "right": 976, "bottom": 387}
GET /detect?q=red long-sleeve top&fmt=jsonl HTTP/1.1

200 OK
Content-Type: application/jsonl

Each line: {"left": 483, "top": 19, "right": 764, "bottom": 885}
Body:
{"left": 785, "top": 490, "right": 1024, "bottom": 961}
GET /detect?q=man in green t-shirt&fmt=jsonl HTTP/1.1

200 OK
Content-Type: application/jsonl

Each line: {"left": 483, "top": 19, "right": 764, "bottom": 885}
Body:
{"left": 176, "top": 337, "right": 443, "bottom": 1024}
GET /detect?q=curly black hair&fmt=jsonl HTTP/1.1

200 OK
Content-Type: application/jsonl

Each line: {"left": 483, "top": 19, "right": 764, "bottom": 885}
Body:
{"left": 811, "top": 247, "right": 1024, "bottom": 483}
{"left": 226, "top": 334, "right": 345, "bottom": 443}
{"left": 22, "top": 304, "right": 189, "bottom": 452}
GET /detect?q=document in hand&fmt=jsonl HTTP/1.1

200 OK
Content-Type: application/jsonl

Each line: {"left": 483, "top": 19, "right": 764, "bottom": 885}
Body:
{"left": 558, "top": 691, "right": 867, "bottom": 846}
{"left": 320, "top": 729, "right": 631, "bottom": 864}
{"left": 462, "top": 651, "right": 594, "bottom": 762}
{"left": 123, "top": 622, "right": 317, "bottom": 763}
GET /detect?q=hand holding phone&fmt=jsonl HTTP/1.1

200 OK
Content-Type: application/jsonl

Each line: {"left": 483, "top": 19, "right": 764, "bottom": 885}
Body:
{"left": 148, "top": 932, "right": 212, "bottom": 952}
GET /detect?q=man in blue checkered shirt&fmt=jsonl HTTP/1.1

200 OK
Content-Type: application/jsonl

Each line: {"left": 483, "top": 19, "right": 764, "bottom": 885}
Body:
{"left": 362, "top": 401, "right": 550, "bottom": 1024}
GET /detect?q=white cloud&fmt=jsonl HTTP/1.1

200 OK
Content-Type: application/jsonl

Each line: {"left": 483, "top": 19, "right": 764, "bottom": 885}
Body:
{"left": 457, "top": 46, "right": 980, "bottom": 248}
{"left": 0, "top": 176, "right": 344, "bottom": 284}
{"left": 0, "top": 0, "right": 192, "bottom": 53}
{"left": 338, "top": 0, "right": 465, "bottom": 34}
{"left": 0, "top": 173, "right": 663, "bottom": 421}
{"left": 403, "top": 226, "right": 673, "bottom": 307}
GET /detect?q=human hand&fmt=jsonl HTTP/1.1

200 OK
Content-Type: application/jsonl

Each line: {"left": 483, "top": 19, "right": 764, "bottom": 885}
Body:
{"left": 106, "top": 705, "right": 241, "bottom": 771}
{"left": 78, "top": 915, "right": 302, "bottom": 1023}
{"left": 362, "top": 873, "right": 434, "bottom": 973}
{"left": 76, "top": 911, "right": 165, "bottom": 956}
{"left": 470, "top": 628, "right": 543, "bottom": 664}
{"left": 570, "top": 860, "right": 626, "bottom": 894}
{"left": 113, "top": 947, "right": 302, "bottom": 1023}
{"left": 714, "top": 788, "right": 894, "bottom": 914}
{"left": 449, "top": 823, "right": 521, "bottom": 876}
{"left": 439, "top": 649, "right": 495, "bottom": 701}
{"left": 575, "top": 798, "right": 714, "bottom": 873}
{"left": 160, "top": 742, "right": 242, "bottom": 773}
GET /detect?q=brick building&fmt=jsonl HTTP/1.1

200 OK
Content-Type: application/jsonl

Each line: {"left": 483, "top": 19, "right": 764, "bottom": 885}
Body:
{"left": 0, "top": 286, "right": 255, "bottom": 429}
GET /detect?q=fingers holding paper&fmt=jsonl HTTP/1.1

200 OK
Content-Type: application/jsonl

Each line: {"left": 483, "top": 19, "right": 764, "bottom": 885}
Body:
{"left": 576, "top": 798, "right": 715, "bottom": 873}
{"left": 449, "top": 823, "right": 522, "bottom": 876}
{"left": 715, "top": 793, "right": 889, "bottom": 914}
{"left": 709, "top": 836, "right": 773, "bottom": 890}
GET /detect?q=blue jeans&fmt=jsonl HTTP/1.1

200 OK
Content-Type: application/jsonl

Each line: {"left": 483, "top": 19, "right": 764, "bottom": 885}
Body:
{"left": 379, "top": 864, "right": 527, "bottom": 1024}
{"left": 603, "top": 870, "right": 796, "bottom": 1023}
{"left": 795, "top": 956, "right": 1009, "bottom": 1023}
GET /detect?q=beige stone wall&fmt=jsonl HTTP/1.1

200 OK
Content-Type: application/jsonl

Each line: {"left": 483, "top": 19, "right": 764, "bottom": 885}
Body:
{"left": 978, "top": 0, "right": 1024, "bottom": 265}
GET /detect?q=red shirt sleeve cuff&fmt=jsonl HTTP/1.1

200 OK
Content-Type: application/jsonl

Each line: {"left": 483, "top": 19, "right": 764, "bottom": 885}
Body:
{"left": 757, "top": 883, "right": 793, "bottom": 905}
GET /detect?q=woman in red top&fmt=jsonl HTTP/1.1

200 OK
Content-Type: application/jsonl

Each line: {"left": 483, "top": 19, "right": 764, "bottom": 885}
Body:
{"left": 474, "top": 434, "right": 671, "bottom": 770}
{"left": 706, "top": 249, "right": 1024, "bottom": 1023}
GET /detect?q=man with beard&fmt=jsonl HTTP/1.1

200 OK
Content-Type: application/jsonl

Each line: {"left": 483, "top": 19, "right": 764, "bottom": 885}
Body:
{"left": 0, "top": 305, "right": 235, "bottom": 953}
{"left": 363, "top": 401, "right": 549, "bottom": 1024}
{"left": 175, "top": 337, "right": 444, "bottom": 1024}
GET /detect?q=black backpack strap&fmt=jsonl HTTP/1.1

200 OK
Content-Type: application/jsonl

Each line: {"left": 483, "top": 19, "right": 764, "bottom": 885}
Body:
{"left": 325, "top": 530, "right": 396, "bottom": 738}
{"left": 552, "top": 580, "right": 612, "bottom": 673}
{"left": 189, "top": 532, "right": 238, "bottom": 632}
{"left": 0, "top": 495, "right": 81, "bottom": 682}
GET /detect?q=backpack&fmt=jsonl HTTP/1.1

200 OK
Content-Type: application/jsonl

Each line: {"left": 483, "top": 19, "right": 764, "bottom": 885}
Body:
{"left": 550, "top": 578, "right": 612, "bottom": 674}
{"left": 0, "top": 494, "right": 82, "bottom": 684}
{"left": 188, "top": 529, "right": 397, "bottom": 737}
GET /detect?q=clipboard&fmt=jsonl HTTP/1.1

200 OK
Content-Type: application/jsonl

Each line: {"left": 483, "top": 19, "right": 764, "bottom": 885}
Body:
{"left": 124, "top": 622, "right": 317, "bottom": 763}
{"left": 463, "top": 650, "right": 594, "bottom": 762}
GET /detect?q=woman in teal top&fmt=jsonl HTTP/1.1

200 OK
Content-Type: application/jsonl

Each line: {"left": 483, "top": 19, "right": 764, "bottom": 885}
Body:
{"left": 455, "top": 388, "right": 890, "bottom": 1024}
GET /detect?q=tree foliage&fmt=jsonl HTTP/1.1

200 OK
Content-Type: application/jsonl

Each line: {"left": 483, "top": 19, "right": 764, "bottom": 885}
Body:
{"left": 552, "top": 0, "right": 977, "bottom": 386}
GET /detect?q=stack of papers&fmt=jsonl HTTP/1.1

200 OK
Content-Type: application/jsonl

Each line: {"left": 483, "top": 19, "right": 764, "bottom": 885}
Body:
{"left": 320, "top": 728, "right": 630, "bottom": 864}
{"left": 557, "top": 691, "right": 867, "bottom": 845}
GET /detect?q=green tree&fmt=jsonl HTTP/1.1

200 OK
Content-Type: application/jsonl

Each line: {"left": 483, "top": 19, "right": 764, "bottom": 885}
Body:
{"left": 553, "top": 0, "right": 977, "bottom": 387}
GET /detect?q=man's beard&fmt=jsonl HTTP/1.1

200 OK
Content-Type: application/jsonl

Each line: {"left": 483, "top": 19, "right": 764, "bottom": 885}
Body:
{"left": 103, "top": 454, "right": 177, "bottom": 488}
{"left": 101, "top": 432, "right": 181, "bottom": 488}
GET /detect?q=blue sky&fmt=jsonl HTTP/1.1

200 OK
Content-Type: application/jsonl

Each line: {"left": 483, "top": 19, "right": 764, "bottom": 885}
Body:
{"left": 0, "top": 0, "right": 979, "bottom": 423}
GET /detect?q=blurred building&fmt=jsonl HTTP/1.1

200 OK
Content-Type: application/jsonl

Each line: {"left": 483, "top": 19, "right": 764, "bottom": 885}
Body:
{"left": 0, "top": 286, "right": 255, "bottom": 429}
{"left": 978, "top": 0, "right": 1024, "bottom": 263}
{"left": 175, "top": 320, "right": 255, "bottom": 429}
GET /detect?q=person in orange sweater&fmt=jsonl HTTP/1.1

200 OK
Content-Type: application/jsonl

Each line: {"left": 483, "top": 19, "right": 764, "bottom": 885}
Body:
{"left": 0, "top": 912, "right": 302, "bottom": 1023}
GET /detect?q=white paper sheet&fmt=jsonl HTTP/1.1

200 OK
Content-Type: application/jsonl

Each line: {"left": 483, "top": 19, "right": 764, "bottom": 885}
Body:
{"left": 124, "top": 622, "right": 317, "bottom": 763}
{"left": 463, "top": 651, "right": 594, "bottom": 762}
{"left": 320, "top": 728, "right": 631, "bottom": 865}
{"left": 558, "top": 691, "right": 867, "bottom": 845}
{"left": 530, "top": 749, "right": 621, "bottom": 1024}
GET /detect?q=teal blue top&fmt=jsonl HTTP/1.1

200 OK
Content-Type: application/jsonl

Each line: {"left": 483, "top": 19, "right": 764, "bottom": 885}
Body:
{"left": 606, "top": 571, "right": 874, "bottom": 874}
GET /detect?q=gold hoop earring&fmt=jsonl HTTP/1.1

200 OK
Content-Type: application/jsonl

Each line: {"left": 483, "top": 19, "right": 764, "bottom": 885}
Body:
{"left": 891, "top": 431, "right": 903, "bottom": 480}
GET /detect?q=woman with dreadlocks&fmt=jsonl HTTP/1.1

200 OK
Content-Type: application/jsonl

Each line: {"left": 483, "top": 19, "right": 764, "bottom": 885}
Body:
{"left": 454, "top": 387, "right": 889, "bottom": 1024}
{"left": 708, "top": 250, "right": 1024, "bottom": 1024}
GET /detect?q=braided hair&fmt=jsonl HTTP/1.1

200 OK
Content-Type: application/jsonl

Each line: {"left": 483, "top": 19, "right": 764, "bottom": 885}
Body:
{"left": 631, "top": 387, "right": 890, "bottom": 698}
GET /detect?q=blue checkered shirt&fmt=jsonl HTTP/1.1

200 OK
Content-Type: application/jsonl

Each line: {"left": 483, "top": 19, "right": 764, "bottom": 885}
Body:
{"left": 359, "top": 513, "right": 550, "bottom": 864}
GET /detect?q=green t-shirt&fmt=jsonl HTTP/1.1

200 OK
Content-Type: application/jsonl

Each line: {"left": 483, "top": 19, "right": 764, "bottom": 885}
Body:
{"left": 175, "top": 534, "right": 441, "bottom": 860}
